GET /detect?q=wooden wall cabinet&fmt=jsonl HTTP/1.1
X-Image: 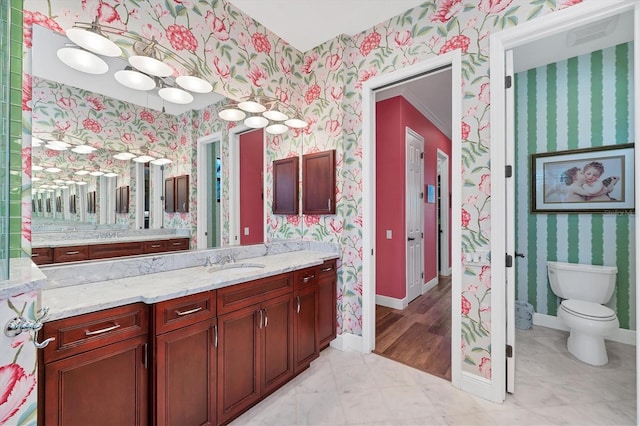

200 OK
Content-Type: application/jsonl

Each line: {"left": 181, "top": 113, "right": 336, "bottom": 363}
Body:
{"left": 39, "top": 304, "right": 149, "bottom": 426}
{"left": 302, "top": 150, "right": 336, "bottom": 215}
{"left": 153, "top": 291, "right": 217, "bottom": 426}
{"left": 165, "top": 175, "right": 190, "bottom": 213}
{"left": 116, "top": 185, "right": 130, "bottom": 214}
{"left": 272, "top": 157, "right": 299, "bottom": 215}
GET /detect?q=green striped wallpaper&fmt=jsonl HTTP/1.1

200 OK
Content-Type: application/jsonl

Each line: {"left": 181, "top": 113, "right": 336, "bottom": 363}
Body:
{"left": 515, "top": 43, "right": 636, "bottom": 330}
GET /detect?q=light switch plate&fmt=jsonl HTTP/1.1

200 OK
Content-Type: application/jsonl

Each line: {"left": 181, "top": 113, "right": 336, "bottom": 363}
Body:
{"left": 386, "top": 230, "right": 392, "bottom": 239}
{"left": 244, "top": 227, "right": 249, "bottom": 236}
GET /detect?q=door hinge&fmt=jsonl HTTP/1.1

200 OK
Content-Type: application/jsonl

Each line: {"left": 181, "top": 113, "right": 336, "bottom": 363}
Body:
{"left": 505, "top": 165, "right": 513, "bottom": 178}
{"left": 506, "top": 254, "right": 513, "bottom": 268}
{"left": 421, "top": 272, "right": 424, "bottom": 279}
{"left": 420, "top": 152, "right": 424, "bottom": 159}
{"left": 505, "top": 75, "right": 512, "bottom": 89}
{"left": 420, "top": 192, "right": 424, "bottom": 199}
{"left": 421, "top": 232, "right": 423, "bottom": 238}
{"left": 143, "top": 343, "right": 148, "bottom": 369}
{"left": 506, "top": 344, "right": 513, "bottom": 358}
{"left": 371, "top": 249, "right": 374, "bottom": 256}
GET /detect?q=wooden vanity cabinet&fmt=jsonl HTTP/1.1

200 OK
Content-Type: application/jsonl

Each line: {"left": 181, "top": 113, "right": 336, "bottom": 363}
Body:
{"left": 38, "top": 303, "right": 149, "bottom": 426}
{"left": 166, "top": 237, "right": 189, "bottom": 251}
{"left": 317, "top": 259, "right": 338, "bottom": 349}
{"left": 31, "top": 247, "right": 53, "bottom": 265}
{"left": 89, "top": 241, "right": 144, "bottom": 260}
{"left": 216, "top": 274, "right": 294, "bottom": 424}
{"left": 52, "top": 244, "right": 89, "bottom": 263}
{"left": 293, "top": 267, "right": 319, "bottom": 373}
{"left": 152, "top": 291, "right": 217, "bottom": 426}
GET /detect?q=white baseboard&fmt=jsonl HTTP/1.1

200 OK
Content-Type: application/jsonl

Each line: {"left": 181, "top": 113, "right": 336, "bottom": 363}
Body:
{"left": 458, "top": 371, "right": 499, "bottom": 403}
{"left": 422, "top": 276, "right": 438, "bottom": 294}
{"left": 532, "top": 313, "right": 636, "bottom": 346}
{"left": 440, "top": 267, "right": 452, "bottom": 276}
{"left": 330, "top": 332, "right": 364, "bottom": 352}
{"left": 375, "top": 294, "right": 406, "bottom": 310}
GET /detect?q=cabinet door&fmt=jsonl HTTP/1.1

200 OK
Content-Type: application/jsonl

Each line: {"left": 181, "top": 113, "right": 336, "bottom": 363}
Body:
{"left": 302, "top": 150, "right": 335, "bottom": 214}
{"left": 155, "top": 319, "right": 216, "bottom": 426}
{"left": 217, "top": 305, "right": 260, "bottom": 424}
{"left": 43, "top": 335, "right": 148, "bottom": 426}
{"left": 317, "top": 269, "right": 337, "bottom": 349}
{"left": 272, "top": 157, "right": 299, "bottom": 215}
{"left": 293, "top": 285, "right": 318, "bottom": 373}
{"left": 164, "top": 178, "right": 175, "bottom": 213}
{"left": 176, "top": 175, "right": 190, "bottom": 213}
{"left": 261, "top": 294, "right": 294, "bottom": 395}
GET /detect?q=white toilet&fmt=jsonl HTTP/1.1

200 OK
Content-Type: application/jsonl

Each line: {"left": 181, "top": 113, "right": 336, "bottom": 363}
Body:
{"left": 547, "top": 261, "right": 619, "bottom": 366}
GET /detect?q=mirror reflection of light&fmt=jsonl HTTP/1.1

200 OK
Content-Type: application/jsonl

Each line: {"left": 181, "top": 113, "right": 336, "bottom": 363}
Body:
{"left": 89, "top": 171, "right": 105, "bottom": 176}
{"left": 75, "top": 181, "right": 88, "bottom": 186}
{"left": 32, "top": 137, "right": 43, "bottom": 147}
{"left": 45, "top": 167, "right": 62, "bottom": 173}
{"left": 32, "top": 165, "right": 44, "bottom": 171}
{"left": 32, "top": 177, "right": 42, "bottom": 182}
{"left": 133, "top": 155, "right": 155, "bottom": 163}
{"left": 150, "top": 158, "right": 172, "bottom": 166}
{"left": 71, "top": 145, "right": 97, "bottom": 154}
{"left": 74, "top": 170, "right": 90, "bottom": 175}
{"left": 104, "top": 172, "right": 118, "bottom": 177}
{"left": 65, "top": 180, "right": 76, "bottom": 185}
{"left": 113, "top": 152, "right": 136, "bottom": 161}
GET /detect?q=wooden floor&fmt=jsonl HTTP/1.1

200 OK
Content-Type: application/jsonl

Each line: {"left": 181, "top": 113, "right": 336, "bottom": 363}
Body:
{"left": 373, "top": 275, "right": 452, "bottom": 381}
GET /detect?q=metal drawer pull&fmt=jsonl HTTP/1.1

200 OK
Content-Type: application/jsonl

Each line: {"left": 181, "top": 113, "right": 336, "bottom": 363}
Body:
{"left": 321, "top": 266, "right": 333, "bottom": 272}
{"left": 258, "top": 309, "right": 264, "bottom": 329}
{"left": 151, "top": 244, "right": 161, "bottom": 248}
{"left": 85, "top": 323, "right": 121, "bottom": 336}
{"left": 302, "top": 274, "right": 315, "bottom": 283}
{"left": 66, "top": 250, "right": 80, "bottom": 255}
{"left": 172, "top": 242, "right": 181, "bottom": 246}
{"left": 264, "top": 310, "right": 268, "bottom": 328}
{"left": 296, "top": 296, "right": 301, "bottom": 314}
{"left": 213, "top": 324, "right": 218, "bottom": 348}
{"left": 175, "top": 307, "right": 202, "bottom": 316}
{"left": 32, "top": 253, "right": 39, "bottom": 257}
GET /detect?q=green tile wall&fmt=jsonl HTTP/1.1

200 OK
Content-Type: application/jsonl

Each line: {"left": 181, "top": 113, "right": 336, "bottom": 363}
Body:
{"left": 9, "top": 0, "right": 22, "bottom": 259}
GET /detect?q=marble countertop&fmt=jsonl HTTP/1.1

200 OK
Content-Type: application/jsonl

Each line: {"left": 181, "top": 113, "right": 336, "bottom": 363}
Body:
{"left": 32, "top": 234, "right": 189, "bottom": 248}
{"left": 0, "top": 258, "right": 48, "bottom": 299}
{"left": 42, "top": 250, "right": 338, "bottom": 322}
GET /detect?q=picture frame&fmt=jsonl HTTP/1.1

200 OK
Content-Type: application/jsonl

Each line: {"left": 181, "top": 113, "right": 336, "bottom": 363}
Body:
{"left": 531, "top": 143, "right": 634, "bottom": 213}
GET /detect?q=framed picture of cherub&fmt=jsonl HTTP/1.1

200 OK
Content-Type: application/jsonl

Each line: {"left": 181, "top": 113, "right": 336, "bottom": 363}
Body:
{"left": 531, "top": 143, "right": 634, "bottom": 214}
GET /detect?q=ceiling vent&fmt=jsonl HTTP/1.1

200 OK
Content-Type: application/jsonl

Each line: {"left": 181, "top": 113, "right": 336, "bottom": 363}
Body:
{"left": 567, "top": 16, "right": 618, "bottom": 47}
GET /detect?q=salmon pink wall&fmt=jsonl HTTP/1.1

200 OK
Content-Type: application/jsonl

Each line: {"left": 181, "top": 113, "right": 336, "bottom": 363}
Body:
{"left": 376, "top": 96, "right": 451, "bottom": 301}
{"left": 239, "top": 130, "right": 264, "bottom": 245}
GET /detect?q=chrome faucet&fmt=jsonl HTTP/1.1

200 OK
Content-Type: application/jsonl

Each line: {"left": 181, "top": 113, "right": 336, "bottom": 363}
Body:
{"left": 219, "top": 253, "right": 236, "bottom": 265}
{"left": 203, "top": 256, "right": 214, "bottom": 267}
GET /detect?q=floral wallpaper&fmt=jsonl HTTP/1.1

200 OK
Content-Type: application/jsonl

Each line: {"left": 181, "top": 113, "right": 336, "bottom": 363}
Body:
{"left": 15, "top": 4, "right": 586, "bottom": 415}
{"left": 0, "top": 292, "right": 39, "bottom": 425}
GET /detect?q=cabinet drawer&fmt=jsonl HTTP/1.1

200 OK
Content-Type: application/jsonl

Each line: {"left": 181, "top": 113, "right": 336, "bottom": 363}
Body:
{"left": 293, "top": 267, "right": 318, "bottom": 289}
{"left": 89, "top": 241, "right": 144, "bottom": 260}
{"left": 53, "top": 245, "right": 89, "bottom": 263}
{"left": 166, "top": 238, "right": 189, "bottom": 251}
{"left": 217, "top": 273, "right": 293, "bottom": 315}
{"left": 41, "top": 303, "right": 149, "bottom": 363}
{"left": 144, "top": 240, "right": 168, "bottom": 254}
{"left": 32, "top": 247, "right": 53, "bottom": 265}
{"left": 317, "top": 259, "right": 337, "bottom": 278}
{"left": 153, "top": 291, "right": 216, "bottom": 335}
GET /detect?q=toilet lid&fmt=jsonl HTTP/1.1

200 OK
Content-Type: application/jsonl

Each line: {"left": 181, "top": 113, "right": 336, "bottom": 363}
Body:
{"left": 561, "top": 299, "right": 617, "bottom": 321}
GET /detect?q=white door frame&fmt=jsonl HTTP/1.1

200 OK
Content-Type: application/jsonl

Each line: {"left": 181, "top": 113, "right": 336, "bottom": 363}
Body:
{"left": 406, "top": 127, "right": 425, "bottom": 304}
{"left": 489, "top": 0, "right": 640, "bottom": 404}
{"left": 437, "top": 149, "right": 451, "bottom": 276}
{"left": 197, "top": 132, "right": 221, "bottom": 249}
{"left": 362, "top": 50, "right": 463, "bottom": 387}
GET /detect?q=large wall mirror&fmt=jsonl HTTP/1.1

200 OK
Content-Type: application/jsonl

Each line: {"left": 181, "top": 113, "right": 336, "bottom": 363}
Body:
{"left": 30, "top": 24, "right": 303, "bottom": 253}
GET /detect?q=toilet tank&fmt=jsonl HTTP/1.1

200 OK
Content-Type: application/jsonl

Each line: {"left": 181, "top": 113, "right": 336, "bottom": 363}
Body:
{"left": 547, "top": 261, "right": 617, "bottom": 303}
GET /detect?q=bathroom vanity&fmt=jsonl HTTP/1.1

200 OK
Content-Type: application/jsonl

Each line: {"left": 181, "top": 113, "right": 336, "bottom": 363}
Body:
{"left": 36, "top": 246, "right": 338, "bottom": 425}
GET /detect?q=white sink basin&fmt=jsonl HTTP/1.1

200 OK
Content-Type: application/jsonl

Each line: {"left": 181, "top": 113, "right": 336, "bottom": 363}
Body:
{"left": 207, "top": 263, "right": 265, "bottom": 274}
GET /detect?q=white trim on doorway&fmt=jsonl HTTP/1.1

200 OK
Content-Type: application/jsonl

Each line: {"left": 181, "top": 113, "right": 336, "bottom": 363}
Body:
{"left": 361, "top": 49, "right": 463, "bottom": 389}
{"left": 489, "top": 0, "right": 639, "bottom": 405}
{"left": 197, "top": 132, "right": 221, "bottom": 249}
{"left": 437, "top": 149, "right": 451, "bottom": 276}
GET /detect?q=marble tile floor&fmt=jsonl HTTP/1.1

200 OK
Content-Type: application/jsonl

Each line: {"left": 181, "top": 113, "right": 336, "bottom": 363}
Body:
{"left": 230, "top": 325, "right": 636, "bottom": 426}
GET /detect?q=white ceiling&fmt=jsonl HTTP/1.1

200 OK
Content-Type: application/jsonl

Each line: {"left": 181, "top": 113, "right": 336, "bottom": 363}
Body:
{"left": 227, "top": 0, "right": 427, "bottom": 53}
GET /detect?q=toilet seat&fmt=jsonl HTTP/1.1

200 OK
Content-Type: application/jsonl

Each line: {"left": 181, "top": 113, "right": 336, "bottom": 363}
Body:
{"left": 560, "top": 299, "right": 617, "bottom": 321}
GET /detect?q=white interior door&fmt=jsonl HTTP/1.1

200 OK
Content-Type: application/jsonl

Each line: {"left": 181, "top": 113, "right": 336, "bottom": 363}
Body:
{"left": 406, "top": 127, "right": 424, "bottom": 304}
{"left": 505, "top": 49, "right": 516, "bottom": 394}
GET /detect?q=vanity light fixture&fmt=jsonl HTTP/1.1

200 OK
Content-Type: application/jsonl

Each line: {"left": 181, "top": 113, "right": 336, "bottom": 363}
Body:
{"left": 89, "top": 170, "right": 105, "bottom": 176}
{"left": 103, "top": 172, "right": 118, "bottom": 177}
{"left": 32, "top": 165, "right": 44, "bottom": 171}
{"left": 75, "top": 181, "right": 88, "bottom": 186}
{"left": 44, "top": 167, "right": 62, "bottom": 173}
{"left": 74, "top": 170, "right": 90, "bottom": 176}
{"left": 150, "top": 158, "right": 173, "bottom": 166}
{"left": 113, "top": 152, "right": 137, "bottom": 161}
{"left": 44, "top": 140, "right": 71, "bottom": 151}
{"left": 61, "top": 20, "right": 213, "bottom": 105}
{"left": 218, "top": 95, "right": 308, "bottom": 134}
{"left": 132, "top": 155, "right": 155, "bottom": 163}
{"left": 71, "top": 145, "right": 97, "bottom": 154}
{"left": 57, "top": 47, "right": 108, "bottom": 75}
